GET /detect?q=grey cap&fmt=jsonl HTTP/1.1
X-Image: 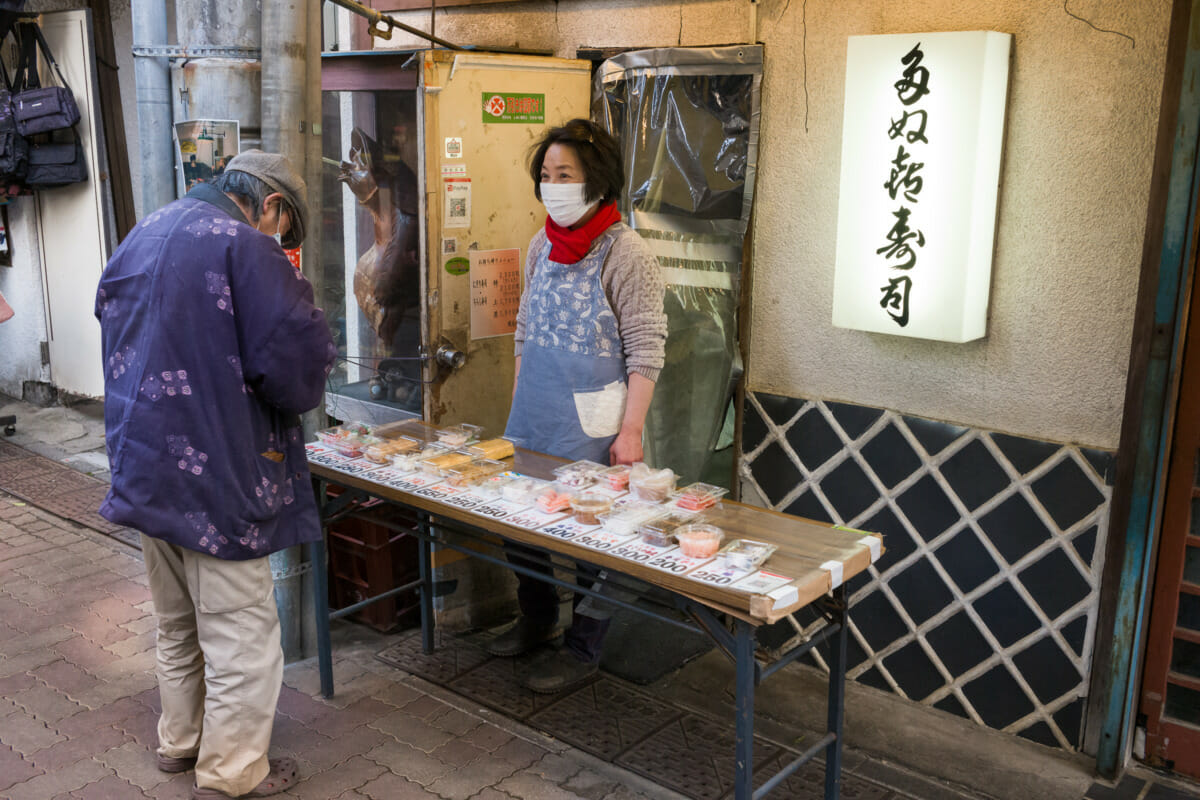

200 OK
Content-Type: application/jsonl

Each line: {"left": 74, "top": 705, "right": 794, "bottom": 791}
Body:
{"left": 225, "top": 149, "right": 308, "bottom": 249}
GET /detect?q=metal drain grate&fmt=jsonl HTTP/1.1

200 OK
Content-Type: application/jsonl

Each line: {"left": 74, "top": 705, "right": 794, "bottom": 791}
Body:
{"left": 527, "top": 677, "right": 682, "bottom": 760}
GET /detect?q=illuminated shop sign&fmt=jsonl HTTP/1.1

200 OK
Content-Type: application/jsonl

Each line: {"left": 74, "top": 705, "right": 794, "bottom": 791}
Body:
{"left": 832, "top": 31, "right": 1012, "bottom": 342}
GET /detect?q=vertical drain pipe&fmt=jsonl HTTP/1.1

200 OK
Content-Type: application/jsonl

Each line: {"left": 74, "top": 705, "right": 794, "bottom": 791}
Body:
{"left": 262, "top": 0, "right": 311, "bottom": 664}
{"left": 132, "top": 0, "right": 173, "bottom": 216}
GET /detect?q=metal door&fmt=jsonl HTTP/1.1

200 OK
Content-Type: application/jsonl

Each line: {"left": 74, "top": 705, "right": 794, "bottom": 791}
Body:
{"left": 1139, "top": 264, "right": 1200, "bottom": 776}
{"left": 418, "top": 51, "right": 592, "bottom": 434}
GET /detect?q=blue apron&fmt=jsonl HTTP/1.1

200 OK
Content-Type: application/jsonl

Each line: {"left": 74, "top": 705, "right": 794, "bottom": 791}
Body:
{"left": 505, "top": 233, "right": 627, "bottom": 464}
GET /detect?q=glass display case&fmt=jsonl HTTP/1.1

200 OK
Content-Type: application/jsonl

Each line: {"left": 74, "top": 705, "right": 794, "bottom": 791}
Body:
{"left": 320, "top": 55, "right": 422, "bottom": 422}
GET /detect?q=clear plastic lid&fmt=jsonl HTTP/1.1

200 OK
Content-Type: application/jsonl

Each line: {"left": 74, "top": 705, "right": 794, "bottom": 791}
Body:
{"left": 674, "top": 523, "right": 725, "bottom": 558}
{"left": 674, "top": 482, "right": 729, "bottom": 511}
{"left": 600, "top": 464, "right": 631, "bottom": 490}
{"left": 638, "top": 510, "right": 697, "bottom": 546}
{"left": 718, "top": 539, "right": 778, "bottom": 572}
{"left": 443, "top": 459, "right": 506, "bottom": 487}
{"left": 363, "top": 436, "right": 422, "bottom": 464}
{"left": 629, "top": 463, "right": 677, "bottom": 502}
{"left": 570, "top": 491, "right": 614, "bottom": 524}
{"left": 465, "top": 437, "right": 516, "bottom": 461}
{"left": 390, "top": 442, "right": 449, "bottom": 472}
{"left": 552, "top": 460, "right": 606, "bottom": 489}
{"left": 436, "top": 423, "right": 485, "bottom": 447}
{"left": 371, "top": 419, "right": 436, "bottom": 442}
{"left": 535, "top": 486, "right": 575, "bottom": 514}
{"left": 597, "top": 502, "right": 661, "bottom": 536}
{"left": 418, "top": 449, "right": 475, "bottom": 476}
{"left": 315, "top": 425, "right": 379, "bottom": 457}
{"left": 499, "top": 475, "right": 550, "bottom": 504}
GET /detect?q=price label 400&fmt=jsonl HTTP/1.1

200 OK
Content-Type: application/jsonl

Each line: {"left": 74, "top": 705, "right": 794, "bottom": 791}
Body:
{"left": 541, "top": 524, "right": 580, "bottom": 540}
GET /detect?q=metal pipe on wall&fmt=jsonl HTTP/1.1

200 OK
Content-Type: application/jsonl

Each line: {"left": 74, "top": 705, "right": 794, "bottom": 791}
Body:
{"left": 132, "top": 0, "right": 174, "bottom": 216}
{"left": 262, "top": 0, "right": 314, "bottom": 664}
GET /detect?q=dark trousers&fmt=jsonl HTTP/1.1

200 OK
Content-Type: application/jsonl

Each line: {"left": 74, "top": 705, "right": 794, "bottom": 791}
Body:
{"left": 505, "top": 542, "right": 611, "bottom": 664}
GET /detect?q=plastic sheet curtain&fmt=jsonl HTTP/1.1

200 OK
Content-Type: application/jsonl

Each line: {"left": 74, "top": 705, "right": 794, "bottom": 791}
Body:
{"left": 593, "top": 46, "right": 762, "bottom": 485}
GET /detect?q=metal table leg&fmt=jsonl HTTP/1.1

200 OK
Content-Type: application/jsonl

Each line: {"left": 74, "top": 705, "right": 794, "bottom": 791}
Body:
{"left": 734, "top": 617, "right": 756, "bottom": 800}
{"left": 310, "top": 479, "right": 334, "bottom": 699}
{"left": 418, "top": 511, "right": 434, "bottom": 654}
{"left": 824, "top": 585, "right": 848, "bottom": 800}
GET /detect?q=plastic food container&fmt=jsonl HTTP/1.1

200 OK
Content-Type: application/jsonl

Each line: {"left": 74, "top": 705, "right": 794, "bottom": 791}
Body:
{"left": 315, "top": 425, "right": 377, "bottom": 457}
{"left": 600, "top": 464, "right": 631, "bottom": 491}
{"left": 597, "top": 502, "right": 661, "bottom": 536}
{"left": 552, "top": 460, "right": 606, "bottom": 489}
{"left": 436, "top": 423, "right": 484, "bottom": 447}
{"left": 371, "top": 419, "right": 436, "bottom": 442}
{"left": 536, "top": 487, "right": 574, "bottom": 513}
{"left": 674, "top": 523, "right": 724, "bottom": 558}
{"left": 570, "top": 492, "right": 613, "bottom": 525}
{"left": 390, "top": 443, "right": 448, "bottom": 471}
{"left": 638, "top": 510, "right": 696, "bottom": 547}
{"left": 719, "top": 539, "right": 778, "bottom": 572}
{"left": 466, "top": 437, "right": 515, "bottom": 461}
{"left": 363, "top": 436, "right": 421, "bottom": 464}
{"left": 443, "top": 459, "right": 506, "bottom": 487}
{"left": 675, "top": 482, "right": 729, "bottom": 511}
{"left": 419, "top": 449, "right": 475, "bottom": 476}
{"left": 499, "top": 476, "right": 549, "bottom": 504}
{"left": 629, "top": 463, "right": 677, "bottom": 502}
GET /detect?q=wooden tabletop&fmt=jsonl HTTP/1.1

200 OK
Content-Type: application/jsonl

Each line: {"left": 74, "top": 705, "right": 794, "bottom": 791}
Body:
{"left": 308, "top": 436, "right": 882, "bottom": 624}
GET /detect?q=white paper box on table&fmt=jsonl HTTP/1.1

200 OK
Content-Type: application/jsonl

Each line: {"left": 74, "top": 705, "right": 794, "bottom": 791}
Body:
{"left": 832, "top": 31, "right": 1012, "bottom": 343}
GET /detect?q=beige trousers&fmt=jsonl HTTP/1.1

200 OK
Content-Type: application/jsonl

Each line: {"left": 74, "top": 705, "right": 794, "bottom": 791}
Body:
{"left": 141, "top": 534, "right": 282, "bottom": 797}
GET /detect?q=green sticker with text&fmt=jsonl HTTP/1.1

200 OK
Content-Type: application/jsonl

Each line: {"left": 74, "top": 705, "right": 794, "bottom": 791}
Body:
{"left": 482, "top": 92, "right": 545, "bottom": 124}
{"left": 444, "top": 257, "right": 470, "bottom": 275}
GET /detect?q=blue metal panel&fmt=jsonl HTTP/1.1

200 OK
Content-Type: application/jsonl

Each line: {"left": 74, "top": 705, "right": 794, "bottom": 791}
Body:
{"left": 1097, "top": 0, "right": 1200, "bottom": 775}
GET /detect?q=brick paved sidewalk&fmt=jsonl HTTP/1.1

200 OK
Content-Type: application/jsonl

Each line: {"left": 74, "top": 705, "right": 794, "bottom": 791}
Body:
{"left": 0, "top": 492, "right": 679, "bottom": 800}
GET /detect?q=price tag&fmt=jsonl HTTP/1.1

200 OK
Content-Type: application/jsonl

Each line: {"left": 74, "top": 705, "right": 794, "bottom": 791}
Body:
{"left": 688, "top": 562, "right": 755, "bottom": 587}
{"left": 609, "top": 539, "right": 676, "bottom": 564}
{"left": 383, "top": 470, "right": 442, "bottom": 492}
{"left": 413, "top": 482, "right": 474, "bottom": 502}
{"left": 646, "top": 550, "right": 714, "bottom": 575}
{"left": 305, "top": 444, "right": 380, "bottom": 476}
{"left": 731, "top": 570, "right": 794, "bottom": 595}
{"left": 586, "top": 484, "right": 628, "bottom": 501}
{"left": 538, "top": 517, "right": 599, "bottom": 541}
{"left": 366, "top": 466, "right": 419, "bottom": 488}
{"left": 470, "top": 497, "right": 531, "bottom": 520}
{"left": 574, "top": 529, "right": 638, "bottom": 552}
{"left": 439, "top": 487, "right": 487, "bottom": 510}
{"left": 504, "top": 507, "right": 569, "bottom": 530}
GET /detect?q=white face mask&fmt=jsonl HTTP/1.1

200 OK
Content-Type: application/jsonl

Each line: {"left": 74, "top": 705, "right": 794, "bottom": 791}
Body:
{"left": 540, "top": 182, "right": 595, "bottom": 227}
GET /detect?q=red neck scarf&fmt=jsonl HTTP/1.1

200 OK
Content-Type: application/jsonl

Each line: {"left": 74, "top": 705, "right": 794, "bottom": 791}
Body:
{"left": 545, "top": 201, "right": 621, "bottom": 264}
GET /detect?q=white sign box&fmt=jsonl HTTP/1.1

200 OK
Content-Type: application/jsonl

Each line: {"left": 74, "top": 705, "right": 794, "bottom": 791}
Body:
{"left": 832, "top": 31, "right": 1011, "bottom": 342}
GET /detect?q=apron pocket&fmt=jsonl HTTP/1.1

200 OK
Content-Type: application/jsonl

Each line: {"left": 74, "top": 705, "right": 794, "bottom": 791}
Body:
{"left": 573, "top": 380, "right": 627, "bottom": 439}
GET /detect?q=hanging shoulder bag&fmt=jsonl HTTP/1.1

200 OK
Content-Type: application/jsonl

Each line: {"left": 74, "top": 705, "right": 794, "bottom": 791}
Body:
{"left": 25, "top": 125, "right": 85, "bottom": 188}
{"left": 0, "top": 52, "right": 28, "bottom": 180}
{"left": 12, "top": 22, "right": 79, "bottom": 136}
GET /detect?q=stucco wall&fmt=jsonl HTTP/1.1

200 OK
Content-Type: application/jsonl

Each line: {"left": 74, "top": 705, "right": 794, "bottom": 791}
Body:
{"left": 373, "top": 0, "right": 1169, "bottom": 450}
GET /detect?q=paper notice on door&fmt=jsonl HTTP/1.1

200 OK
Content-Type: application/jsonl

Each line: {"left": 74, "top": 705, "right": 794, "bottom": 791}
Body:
{"left": 470, "top": 248, "right": 521, "bottom": 339}
{"left": 444, "top": 178, "right": 471, "bottom": 229}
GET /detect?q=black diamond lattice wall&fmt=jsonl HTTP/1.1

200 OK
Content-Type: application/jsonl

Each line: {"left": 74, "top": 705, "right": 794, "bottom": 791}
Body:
{"left": 739, "top": 392, "right": 1114, "bottom": 751}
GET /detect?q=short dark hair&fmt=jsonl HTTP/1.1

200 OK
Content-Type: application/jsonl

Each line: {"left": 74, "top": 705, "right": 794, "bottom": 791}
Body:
{"left": 529, "top": 119, "right": 623, "bottom": 205}
{"left": 212, "top": 169, "right": 275, "bottom": 224}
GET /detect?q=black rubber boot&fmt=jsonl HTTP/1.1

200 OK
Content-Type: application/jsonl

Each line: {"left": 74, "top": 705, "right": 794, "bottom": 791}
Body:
{"left": 486, "top": 617, "right": 562, "bottom": 657}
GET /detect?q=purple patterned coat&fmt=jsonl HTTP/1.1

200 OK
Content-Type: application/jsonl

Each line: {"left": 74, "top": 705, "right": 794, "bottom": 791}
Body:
{"left": 95, "top": 185, "right": 336, "bottom": 560}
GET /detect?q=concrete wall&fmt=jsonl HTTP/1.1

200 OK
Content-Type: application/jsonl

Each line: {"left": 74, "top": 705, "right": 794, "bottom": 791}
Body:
{"left": 373, "top": 0, "right": 1169, "bottom": 451}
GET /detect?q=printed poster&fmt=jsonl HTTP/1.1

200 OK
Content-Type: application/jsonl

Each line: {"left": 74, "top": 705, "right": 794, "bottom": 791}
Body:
{"left": 470, "top": 248, "right": 521, "bottom": 339}
{"left": 174, "top": 119, "right": 240, "bottom": 195}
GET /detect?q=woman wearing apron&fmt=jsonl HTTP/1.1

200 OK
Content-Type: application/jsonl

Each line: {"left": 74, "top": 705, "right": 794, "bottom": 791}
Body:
{"left": 493, "top": 119, "right": 667, "bottom": 693}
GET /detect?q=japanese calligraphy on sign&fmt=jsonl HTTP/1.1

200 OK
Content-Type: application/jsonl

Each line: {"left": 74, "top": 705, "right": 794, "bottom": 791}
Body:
{"left": 470, "top": 248, "right": 522, "bottom": 339}
{"left": 832, "top": 32, "right": 1012, "bottom": 343}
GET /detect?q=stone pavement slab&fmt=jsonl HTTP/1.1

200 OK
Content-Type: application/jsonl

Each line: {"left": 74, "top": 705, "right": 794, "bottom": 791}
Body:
{"left": 0, "top": 490, "right": 688, "bottom": 800}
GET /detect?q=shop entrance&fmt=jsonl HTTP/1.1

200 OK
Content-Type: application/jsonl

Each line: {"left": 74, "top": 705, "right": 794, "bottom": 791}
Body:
{"left": 1139, "top": 259, "right": 1200, "bottom": 776}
